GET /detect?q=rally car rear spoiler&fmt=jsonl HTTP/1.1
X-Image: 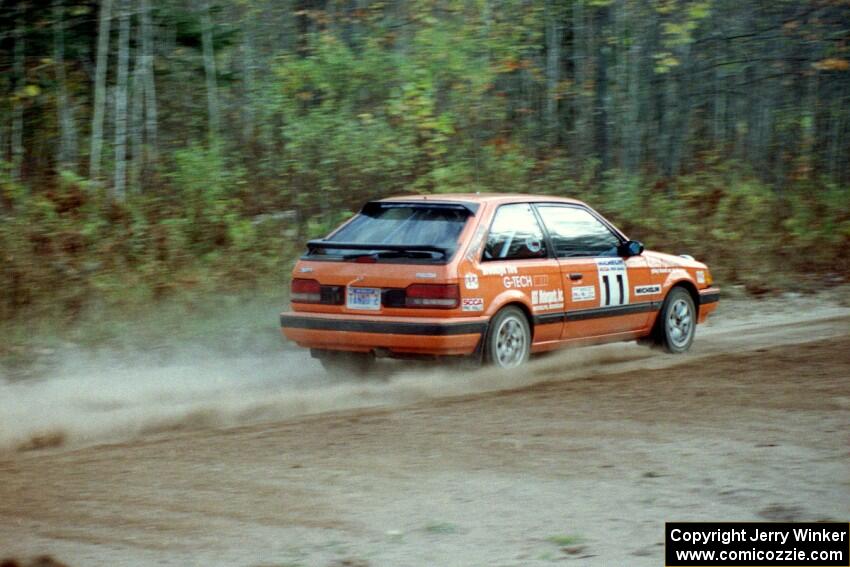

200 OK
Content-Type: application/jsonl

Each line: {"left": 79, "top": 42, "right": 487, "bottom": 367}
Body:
{"left": 306, "top": 241, "right": 450, "bottom": 256}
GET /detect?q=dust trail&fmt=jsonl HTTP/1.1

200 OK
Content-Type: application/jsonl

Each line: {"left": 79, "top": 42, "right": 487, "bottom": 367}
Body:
{"left": 1, "top": 298, "right": 848, "bottom": 453}
{"left": 0, "top": 342, "right": 655, "bottom": 453}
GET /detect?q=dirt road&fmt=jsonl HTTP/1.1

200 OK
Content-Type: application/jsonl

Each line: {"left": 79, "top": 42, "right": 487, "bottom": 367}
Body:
{"left": 1, "top": 297, "right": 849, "bottom": 566}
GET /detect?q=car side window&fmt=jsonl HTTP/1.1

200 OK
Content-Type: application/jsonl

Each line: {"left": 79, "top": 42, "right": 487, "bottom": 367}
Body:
{"left": 483, "top": 204, "right": 547, "bottom": 261}
{"left": 536, "top": 205, "right": 621, "bottom": 258}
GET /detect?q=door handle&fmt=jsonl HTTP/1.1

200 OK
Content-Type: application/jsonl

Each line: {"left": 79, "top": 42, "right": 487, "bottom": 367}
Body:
{"left": 568, "top": 273, "right": 583, "bottom": 281}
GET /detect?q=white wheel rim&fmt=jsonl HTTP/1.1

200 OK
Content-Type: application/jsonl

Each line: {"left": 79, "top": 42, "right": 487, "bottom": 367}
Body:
{"left": 666, "top": 297, "right": 694, "bottom": 348}
{"left": 495, "top": 316, "right": 527, "bottom": 368}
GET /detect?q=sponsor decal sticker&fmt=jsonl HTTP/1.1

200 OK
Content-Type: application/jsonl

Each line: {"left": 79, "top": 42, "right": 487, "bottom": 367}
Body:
{"left": 416, "top": 272, "right": 437, "bottom": 279}
{"left": 464, "top": 273, "right": 479, "bottom": 289}
{"left": 532, "top": 275, "right": 549, "bottom": 287}
{"left": 532, "top": 289, "right": 564, "bottom": 311}
{"left": 503, "top": 275, "right": 534, "bottom": 289}
{"left": 595, "top": 258, "right": 630, "bottom": 307}
{"left": 461, "top": 297, "right": 485, "bottom": 312}
{"left": 696, "top": 270, "right": 706, "bottom": 284}
{"left": 571, "top": 285, "right": 596, "bottom": 302}
{"left": 481, "top": 264, "right": 518, "bottom": 276}
{"left": 299, "top": 266, "right": 314, "bottom": 273}
{"left": 525, "top": 237, "right": 542, "bottom": 254}
{"left": 464, "top": 224, "right": 488, "bottom": 261}
{"left": 634, "top": 284, "right": 662, "bottom": 296}
{"left": 651, "top": 267, "right": 673, "bottom": 274}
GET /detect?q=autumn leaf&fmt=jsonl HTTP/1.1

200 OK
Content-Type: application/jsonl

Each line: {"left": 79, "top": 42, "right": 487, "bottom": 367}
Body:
{"left": 812, "top": 58, "right": 849, "bottom": 71}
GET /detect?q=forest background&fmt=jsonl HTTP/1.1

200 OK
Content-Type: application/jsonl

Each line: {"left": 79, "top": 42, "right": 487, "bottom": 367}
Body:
{"left": 1, "top": 0, "right": 848, "bottom": 362}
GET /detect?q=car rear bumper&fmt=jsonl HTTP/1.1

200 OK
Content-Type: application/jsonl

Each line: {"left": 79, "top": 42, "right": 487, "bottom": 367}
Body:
{"left": 697, "top": 287, "right": 720, "bottom": 323}
{"left": 280, "top": 312, "right": 487, "bottom": 356}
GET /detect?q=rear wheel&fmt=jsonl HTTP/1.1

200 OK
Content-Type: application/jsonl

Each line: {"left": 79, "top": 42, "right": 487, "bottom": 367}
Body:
{"left": 312, "top": 349, "right": 375, "bottom": 376}
{"left": 484, "top": 306, "right": 531, "bottom": 368}
{"left": 656, "top": 287, "right": 696, "bottom": 353}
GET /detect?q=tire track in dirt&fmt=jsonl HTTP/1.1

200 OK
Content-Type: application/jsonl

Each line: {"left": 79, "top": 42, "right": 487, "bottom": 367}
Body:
{"left": 0, "top": 299, "right": 847, "bottom": 454}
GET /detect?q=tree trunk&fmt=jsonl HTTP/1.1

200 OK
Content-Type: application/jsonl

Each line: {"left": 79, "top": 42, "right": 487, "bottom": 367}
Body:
{"left": 90, "top": 0, "right": 112, "bottom": 181}
{"left": 130, "top": 18, "right": 144, "bottom": 192}
{"left": 242, "top": 9, "right": 256, "bottom": 144}
{"left": 113, "top": 0, "right": 130, "bottom": 200}
{"left": 140, "top": 0, "right": 157, "bottom": 170}
{"left": 200, "top": 0, "right": 220, "bottom": 141}
{"left": 11, "top": 8, "right": 25, "bottom": 182}
{"left": 592, "top": 5, "right": 610, "bottom": 173}
{"left": 544, "top": 0, "right": 561, "bottom": 144}
{"left": 54, "top": 0, "right": 78, "bottom": 173}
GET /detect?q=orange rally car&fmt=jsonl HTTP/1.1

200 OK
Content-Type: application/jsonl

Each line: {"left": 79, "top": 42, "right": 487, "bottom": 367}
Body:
{"left": 280, "top": 194, "right": 719, "bottom": 371}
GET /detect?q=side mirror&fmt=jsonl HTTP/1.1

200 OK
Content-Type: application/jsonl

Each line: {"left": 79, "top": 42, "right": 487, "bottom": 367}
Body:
{"left": 619, "top": 240, "right": 644, "bottom": 257}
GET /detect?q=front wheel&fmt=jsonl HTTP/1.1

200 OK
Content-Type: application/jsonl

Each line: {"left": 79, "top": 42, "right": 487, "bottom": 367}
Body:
{"left": 657, "top": 287, "right": 696, "bottom": 353}
{"left": 484, "top": 306, "right": 531, "bottom": 368}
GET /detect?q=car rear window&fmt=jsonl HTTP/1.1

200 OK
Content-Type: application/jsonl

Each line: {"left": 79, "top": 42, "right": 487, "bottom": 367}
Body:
{"left": 309, "top": 203, "right": 471, "bottom": 261}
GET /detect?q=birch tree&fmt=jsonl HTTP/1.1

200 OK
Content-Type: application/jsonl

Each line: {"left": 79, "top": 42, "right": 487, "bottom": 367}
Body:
{"left": 11, "top": 7, "right": 25, "bottom": 181}
{"left": 53, "top": 0, "right": 77, "bottom": 172}
{"left": 113, "top": 0, "right": 131, "bottom": 199}
{"left": 200, "top": 0, "right": 219, "bottom": 141}
{"left": 89, "top": 0, "right": 112, "bottom": 181}
{"left": 140, "top": 0, "right": 157, "bottom": 167}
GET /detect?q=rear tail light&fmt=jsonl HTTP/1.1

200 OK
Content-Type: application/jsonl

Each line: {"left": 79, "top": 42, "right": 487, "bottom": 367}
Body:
{"left": 291, "top": 279, "right": 344, "bottom": 304}
{"left": 291, "top": 278, "right": 321, "bottom": 303}
{"left": 405, "top": 284, "right": 459, "bottom": 309}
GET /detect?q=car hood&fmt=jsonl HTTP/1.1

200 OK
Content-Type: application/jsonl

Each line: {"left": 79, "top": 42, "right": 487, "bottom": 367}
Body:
{"left": 643, "top": 250, "right": 708, "bottom": 270}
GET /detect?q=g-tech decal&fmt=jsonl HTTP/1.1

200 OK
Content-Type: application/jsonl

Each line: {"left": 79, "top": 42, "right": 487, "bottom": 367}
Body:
{"left": 596, "top": 258, "right": 629, "bottom": 307}
{"left": 634, "top": 284, "right": 661, "bottom": 296}
{"left": 571, "top": 285, "right": 596, "bottom": 302}
{"left": 464, "top": 273, "right": 479, "bottom": 289}
{"left": 532, "top": 289, "right": 564, "bottom": 311}
{"left": 503, "top": 275, "right": 534, "bottom": 289}
{"left": 461, "top": 297, "right": 485, "bottom": 312}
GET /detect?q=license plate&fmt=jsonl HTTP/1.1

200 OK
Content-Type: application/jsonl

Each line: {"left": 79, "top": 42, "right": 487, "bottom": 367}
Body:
{"left": 346, "top": 287, "right": 381, "bottom": 311}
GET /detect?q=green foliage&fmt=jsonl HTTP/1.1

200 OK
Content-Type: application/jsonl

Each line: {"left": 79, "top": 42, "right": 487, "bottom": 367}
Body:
{"left": 1, "top": 0, "right": 849, "bottom": 333}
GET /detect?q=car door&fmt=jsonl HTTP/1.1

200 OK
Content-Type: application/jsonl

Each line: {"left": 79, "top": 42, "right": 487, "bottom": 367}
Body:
{"left": 477, "top": 203, "right": 564, "bottom": 344}
{"left": 534, "top": 204, "right": 652, "bottom": 338}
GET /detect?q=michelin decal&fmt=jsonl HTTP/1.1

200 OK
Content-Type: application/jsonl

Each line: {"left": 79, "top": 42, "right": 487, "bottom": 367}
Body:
{"left": 633, "top": 284, "right": 661, "bottom": 296}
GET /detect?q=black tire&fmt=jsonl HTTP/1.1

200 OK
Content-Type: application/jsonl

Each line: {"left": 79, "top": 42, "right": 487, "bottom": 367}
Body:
{"left": 484, "top": 306, "right": 531, "bottom": 368}
{"left": 655, "top": 287, "right": 696, "bottom": 353}
{"left": 312, "top": 349, "right": 375, "bottom": 376}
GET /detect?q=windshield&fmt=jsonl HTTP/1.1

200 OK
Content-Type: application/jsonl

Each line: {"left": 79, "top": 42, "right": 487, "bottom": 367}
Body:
{"left": 309, "top": 203, "right": 470, "bottom": 261}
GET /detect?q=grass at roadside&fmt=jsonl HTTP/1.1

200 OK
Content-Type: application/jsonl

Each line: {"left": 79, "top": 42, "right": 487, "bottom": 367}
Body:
{"left": 0, "top": 287, "right": 291, "bottom": 380}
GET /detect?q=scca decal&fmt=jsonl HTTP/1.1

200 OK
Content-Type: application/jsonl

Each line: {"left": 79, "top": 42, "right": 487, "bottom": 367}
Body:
{"left": 461, "top": 297, "right": 485, "bottom": 312}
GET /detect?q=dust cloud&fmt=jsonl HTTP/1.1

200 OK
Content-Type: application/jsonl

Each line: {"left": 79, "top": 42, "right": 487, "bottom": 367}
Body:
{"left": 2, "top": 296, "right": 847, "bottom": 454}
{"left": 0, "top": 342, "right": 657, "bottom": 453}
